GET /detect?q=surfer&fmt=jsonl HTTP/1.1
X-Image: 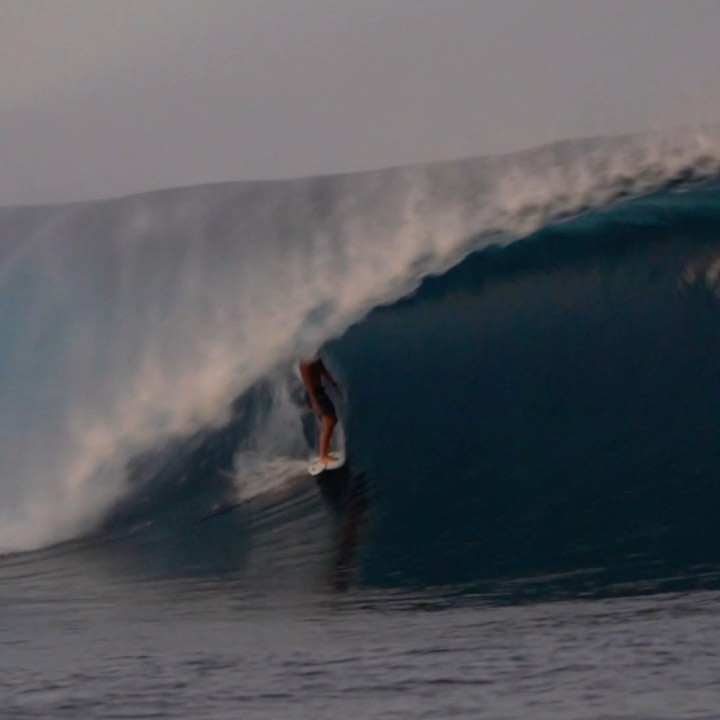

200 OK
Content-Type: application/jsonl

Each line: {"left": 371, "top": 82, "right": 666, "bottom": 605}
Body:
{"left": 299, "top": 354, "right": 342, "bottom": 466}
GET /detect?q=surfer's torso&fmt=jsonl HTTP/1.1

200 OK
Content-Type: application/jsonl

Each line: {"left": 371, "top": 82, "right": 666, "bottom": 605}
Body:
{"left": 299, "top": 358, "right": 325, "bottom": 393}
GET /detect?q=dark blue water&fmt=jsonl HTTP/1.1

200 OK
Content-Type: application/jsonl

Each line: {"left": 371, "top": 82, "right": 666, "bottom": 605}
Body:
{"left": 329, "top": 182, "right": 720, "bottom": 595}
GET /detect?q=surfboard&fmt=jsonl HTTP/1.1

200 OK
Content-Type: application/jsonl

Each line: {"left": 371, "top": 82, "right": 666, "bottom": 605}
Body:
{"left": 308, "top": 451, "right": 346, "bottom": 476}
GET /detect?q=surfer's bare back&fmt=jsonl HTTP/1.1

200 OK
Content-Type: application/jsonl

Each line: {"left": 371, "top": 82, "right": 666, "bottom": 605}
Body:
{"left": 299, "top": 355, "right": 341, "bottom": 465}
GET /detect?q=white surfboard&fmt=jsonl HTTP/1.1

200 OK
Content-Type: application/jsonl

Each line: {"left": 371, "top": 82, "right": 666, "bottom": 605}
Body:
{"left": 308, "top": 451, "right": 346, "bottom": 476}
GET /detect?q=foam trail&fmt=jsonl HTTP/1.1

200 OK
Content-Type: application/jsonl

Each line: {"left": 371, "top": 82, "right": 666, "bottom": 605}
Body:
{"left": 0, "top": 128, "right": 719, "bottom": 552}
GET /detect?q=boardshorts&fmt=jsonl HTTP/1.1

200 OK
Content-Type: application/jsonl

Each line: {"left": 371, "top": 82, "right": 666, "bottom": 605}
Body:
{"left": 306, "top": 387, "right": 336, "bottom": 420}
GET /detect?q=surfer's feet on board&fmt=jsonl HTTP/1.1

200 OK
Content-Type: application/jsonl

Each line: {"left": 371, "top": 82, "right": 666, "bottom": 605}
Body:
{"left": 320, "top": 454, "right": 337, "bottom": 465}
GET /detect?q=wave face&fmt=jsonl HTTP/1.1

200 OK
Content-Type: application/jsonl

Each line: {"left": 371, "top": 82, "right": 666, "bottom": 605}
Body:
{"left": 333, "top": 181, "right": 720, "bottom": 591}
{"left": 1, "top": 129, "right": 720, "bottom": 583}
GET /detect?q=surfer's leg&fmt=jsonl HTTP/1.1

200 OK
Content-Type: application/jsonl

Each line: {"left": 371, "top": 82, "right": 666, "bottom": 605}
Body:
{"left": 319, "top": 414, "right": 337, "bottom": 463}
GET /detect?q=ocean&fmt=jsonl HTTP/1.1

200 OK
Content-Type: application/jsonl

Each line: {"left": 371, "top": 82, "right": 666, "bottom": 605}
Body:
{"left": 2, "top": 130, "right": 720, "bottom": 718}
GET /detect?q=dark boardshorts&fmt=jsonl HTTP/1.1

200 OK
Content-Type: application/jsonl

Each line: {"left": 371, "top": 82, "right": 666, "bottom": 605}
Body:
{"left": 306, "top": 387, "right": 337, "bottom": 420}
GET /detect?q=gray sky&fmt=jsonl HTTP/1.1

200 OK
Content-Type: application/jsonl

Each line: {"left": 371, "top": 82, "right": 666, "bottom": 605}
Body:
{"left": 2, "top": 0, "right": 720, "bottom": 206}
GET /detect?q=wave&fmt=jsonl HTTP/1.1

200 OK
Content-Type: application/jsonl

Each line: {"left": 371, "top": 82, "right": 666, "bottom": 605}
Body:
{"left": 1, "top": 127, "right": 720, "bottom": 568}
{"left": 59, "top": 176, "right": 720, "bottom": 598}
